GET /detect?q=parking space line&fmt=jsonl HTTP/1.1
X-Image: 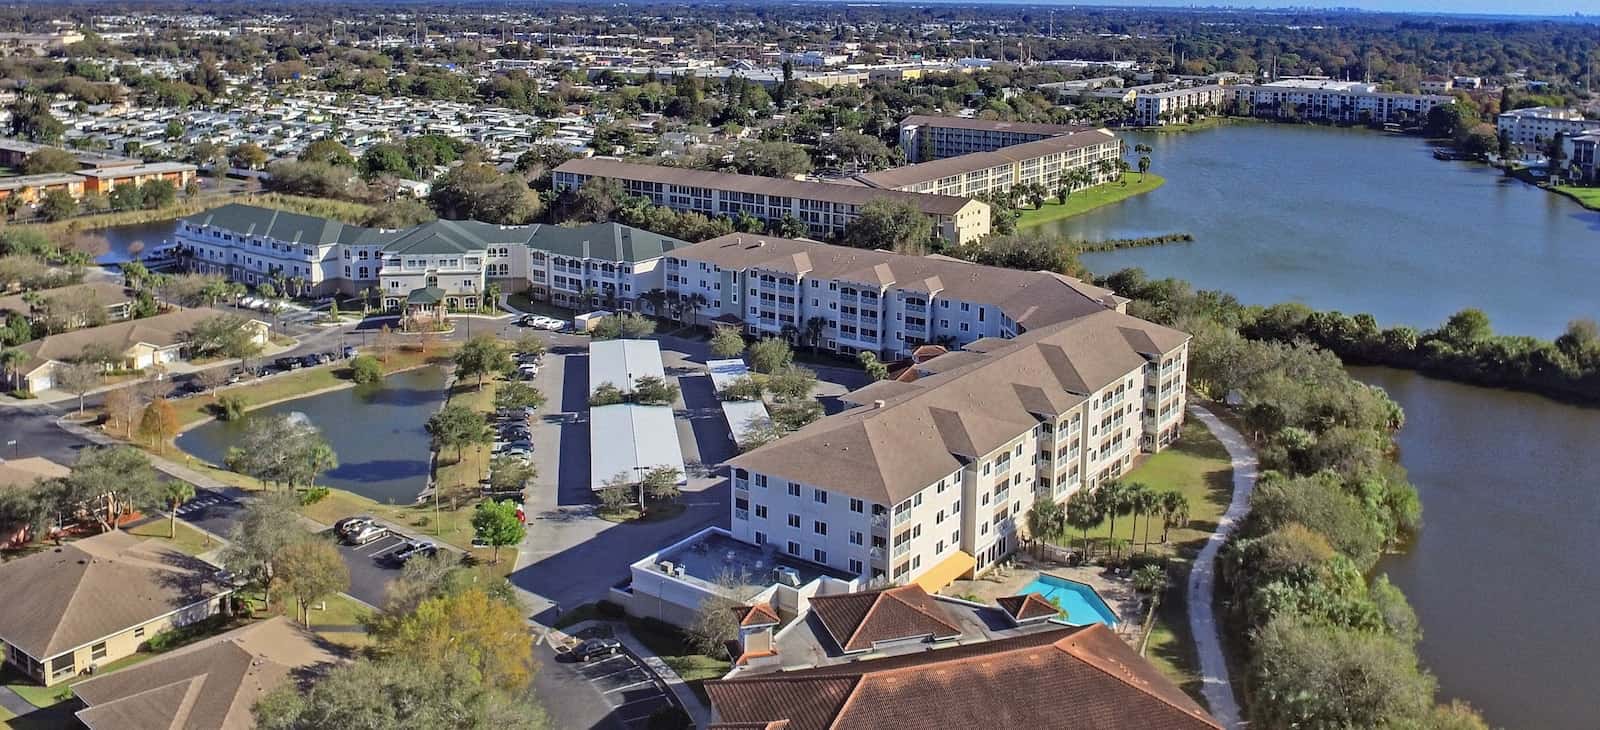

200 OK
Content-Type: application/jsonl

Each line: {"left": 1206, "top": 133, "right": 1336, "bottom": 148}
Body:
{"left": 580, "top": 654, "right": 629, "bottom": 670}
{"left": 602, "top": 679, "right": 656, "bottom": 695}
{"left": 613, "top": 695, "right": 667, "bottom": 711}
{"left": 584, "top": 664, "right": 637, "bottom": 682}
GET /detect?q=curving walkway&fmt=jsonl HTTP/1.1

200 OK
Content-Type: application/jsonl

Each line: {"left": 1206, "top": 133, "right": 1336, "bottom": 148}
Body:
{"left": 1186, "top": 404, "right": 1257, "bottom": 730}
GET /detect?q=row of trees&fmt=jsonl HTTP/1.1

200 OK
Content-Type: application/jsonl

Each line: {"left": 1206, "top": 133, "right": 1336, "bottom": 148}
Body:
{"left": 1028, "top": 482, "right": 1192, "bottom": 562}
{"left": 1100, "top": 267, "right": 1485, "bottom": 728}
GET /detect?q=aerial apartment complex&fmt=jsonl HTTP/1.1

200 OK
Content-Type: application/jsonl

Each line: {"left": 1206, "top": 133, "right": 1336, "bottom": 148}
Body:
{"left": 1134, "top": 84, "right": 1231, "bottom": 126}
{"left": 896, "top": 115, "right": 1092, "bottom": 162}
{"left": 857, "top": 128, "right": 1123, "bottom": 198}
{"left": 1496, "top": 106, "right": 1600, "bottom": 148}
{"left": 662, "top": 233, "right": 1128, "bottom": 361}
{"left": 177, "top": 204, "right": 686, "bottom": 311}
{"left": 1231, "top": 79, "right": 1454, "bottom": 124}
{"left": 726, "top": 307, "right": 1189, "bottom": 586}
{"left": 551, "top": 158, "right": 992, "bottom": 245}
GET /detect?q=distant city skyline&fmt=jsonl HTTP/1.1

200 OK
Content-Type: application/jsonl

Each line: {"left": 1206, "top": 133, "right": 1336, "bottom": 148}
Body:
{"left": 940, "top": 0, "right": 1595, "bottom": 16}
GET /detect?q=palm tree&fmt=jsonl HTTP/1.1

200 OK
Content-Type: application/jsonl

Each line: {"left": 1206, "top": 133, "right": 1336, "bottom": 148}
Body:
{"left": 803, "top": 316, "right": 828, "bottom": 352}
{"left": 640, "top": 288, "right": 669, "bottom": 319}
{"left": 1026, "top": 498, "right": 1066, "bottom": 555}
{"left": 0, "top": 348, "right": 26, "bottom": 391}
{"left": 163, "top": 481, "right": 195, "bottom": 539}
{"left": 1159, "top": 491, "right": 1191, "bottom": 544}
{"left": 1132, "top": 484, "right": 1161, "bottom": 554}
{"left": 1137, "top": 155, "right": 1152, "bottom": 181}
{"left": 1132, "top": 564, "right": 1170, "bottom": 656}
{"left": 1064, "top": 490, "right": 1103, "bottom": 560}
{"left": 779, "top": 323, "right": 800, "bottom": 345}
{"left": 686, "top": 293, "right": 707, "bottom": 326}
{"left": 1096, "top": 481, "right": 1132, "bottom": 561}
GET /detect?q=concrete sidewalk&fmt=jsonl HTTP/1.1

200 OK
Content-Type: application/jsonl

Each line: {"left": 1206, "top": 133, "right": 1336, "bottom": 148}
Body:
{"left": 1185, "top": 404, "right": 1258, "bottom": 730}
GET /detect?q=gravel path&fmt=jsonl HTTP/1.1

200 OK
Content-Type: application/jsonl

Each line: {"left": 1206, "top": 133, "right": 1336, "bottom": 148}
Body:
{"left": 1185, "top": 404, "right": 1258, "bottom": 729}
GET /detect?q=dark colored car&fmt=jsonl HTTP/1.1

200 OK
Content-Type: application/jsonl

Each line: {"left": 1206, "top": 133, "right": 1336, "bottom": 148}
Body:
{"left": 571, "top": 638, "right": 622, "bottom": 662}
{"left": 342, "top": 345, "right": 357, "bottom": 359}
{"left": 334, "top": 516, "right": 375, "bottom": 537}
{"left": 275, "top": 357, "right": 303, "bottom": 370}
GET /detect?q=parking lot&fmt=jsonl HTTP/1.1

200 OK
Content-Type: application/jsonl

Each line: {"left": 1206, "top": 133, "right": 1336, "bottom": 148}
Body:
{"left": 328, "top": 523, "right": 437, "bottom": 606}
{"left": 534, "top": 629, "right": 678, "bottom": 729}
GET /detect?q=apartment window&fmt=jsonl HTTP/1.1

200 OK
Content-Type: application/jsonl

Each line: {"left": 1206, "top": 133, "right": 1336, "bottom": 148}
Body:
{"left": 814, "top": 549, "right": 828, "bottom": 564}
{"left": 936, "top": 540, "right": 946, "bottom": 554}
{"left": 754, "top": 505, "right": 768, "bottom": 519}
{"left": 849, "top": 498, "right": 864, "bottom": 513}
{"left": 787, "top": 483, "right": 801, "bottom": 497}
{"left": 935, "top": 509, "right": 945, "bottom": 525}
{"left": 133, "top": 626, "right": 145, "bottom": 638}
{"left": 787, "top": 541, "right": 800, "bottom": 556}
{"left": 788, "top": 514, "right": 801, "bottom": 528}
{"left": 813, "top": 489, "right": 828, "bottom": 504}
{"left": 813, "top": 521, "right": 828, "bottom": 536}
{"left": 754, "top": 474, "right": 767, "bottom": 488}
{"left": 849, "top": 530, "right": 863, "bottom": 546}
{"left": 755, "top": 531, "right": 767, "bottom": 545}
{"left": 849, "top": 558, "right": 863, "bottom": 574}
{"left": 91, "top": 642, "right": 108, "bottom": 661}
{"left": 936, "top": 479, "right": 947, "bottom": 494}
{"left": 911, "top": 555, "right": 921, "bottom": 570}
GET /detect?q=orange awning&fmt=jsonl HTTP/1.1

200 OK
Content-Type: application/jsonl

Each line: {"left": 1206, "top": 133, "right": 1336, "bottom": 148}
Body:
{"left": 913, "top": 550, "right": 976, "bottom": 594}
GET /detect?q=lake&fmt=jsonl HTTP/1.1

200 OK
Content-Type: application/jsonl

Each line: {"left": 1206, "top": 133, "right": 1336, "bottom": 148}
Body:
{"left": 1355, "top": 368, "right": 1600, "bottom": 730}
{"left": 93, "top": 219, "right": 178, "bottom": 265}
{"left": 1043, "top": 124, "right": 1600, "bottom": 339}
{"left": 176, "top": 366, "right": 450, "bottom": 504}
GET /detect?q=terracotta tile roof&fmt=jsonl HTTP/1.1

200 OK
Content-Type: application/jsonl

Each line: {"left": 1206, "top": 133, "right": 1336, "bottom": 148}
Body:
{"left": 808, "top": 585, "right": 963, "bottom": 654}
{"left": 996, "top": 592, "right": 1063, "bottom": 623}
{"left": 733, "top": 603, "right": 782, "bottom": 628}
{"left": 730, "top": 309, "right": 1188, "bottom": 504}
{"left": 706, "top": 625, "right": 1221, "bottom": 730}
{"left": 0, "top": 532, "right": 227, "bottom": 659}
{"left": 74, "top": 616, "right": 337, "bottom": 730}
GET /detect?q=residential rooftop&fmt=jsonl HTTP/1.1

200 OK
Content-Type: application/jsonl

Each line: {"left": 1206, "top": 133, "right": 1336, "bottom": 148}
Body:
{"left": 856, "top": 128, "right": 1119, "bottom": 190}
{"left": 652, "top": 530, "right": 854, "bottom": 601}
{"left": 897, "top": 114, "right": 1093, "bottom": 137}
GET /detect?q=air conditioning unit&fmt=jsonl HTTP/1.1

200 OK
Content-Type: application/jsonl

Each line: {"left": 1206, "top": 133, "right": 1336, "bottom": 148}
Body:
{"left": 658, "top": 560, "right": 675, "bottom": 574}
{"left": 773, "top": 566, "right": 802, "bottom": 587}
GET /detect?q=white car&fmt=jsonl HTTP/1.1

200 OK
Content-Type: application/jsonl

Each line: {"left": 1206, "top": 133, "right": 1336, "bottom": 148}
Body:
{"left": 531, "top": 316, "right": 564, "bottom": 331}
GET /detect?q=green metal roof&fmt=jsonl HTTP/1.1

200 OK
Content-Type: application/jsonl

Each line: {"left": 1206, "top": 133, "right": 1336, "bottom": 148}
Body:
{"left": 405, "top": 286, "right": 446, "bottom": 305}
{"left": 181, "top": 204, "right": 688, "bottom": 262}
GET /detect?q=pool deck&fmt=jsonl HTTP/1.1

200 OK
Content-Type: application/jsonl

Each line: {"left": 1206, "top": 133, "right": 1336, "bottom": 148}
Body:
{"left": 943, "top": 553, "right": 1145, "bottom": 644}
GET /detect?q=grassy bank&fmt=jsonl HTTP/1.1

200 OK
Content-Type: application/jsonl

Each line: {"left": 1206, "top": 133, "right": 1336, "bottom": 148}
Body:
{"left": 19, "top": 192, "right": 374, "bottom": 237}
{"left": 1552, "top": 185, "right": 1600, "bottom": 211}
{"left": 1136, "top": 116, "right": 1261, "bottom": 134}
{"left": 1016, "top": 173, "right": 1165, "bottom": 228}
{"left": 172, "top": 347, "right": 442, "bottom": 427}
{"left": 1071, "top": 420, "right": 1232, "bottom": 556}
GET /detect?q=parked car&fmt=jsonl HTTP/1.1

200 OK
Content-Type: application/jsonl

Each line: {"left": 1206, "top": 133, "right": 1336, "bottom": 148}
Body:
{"left": 393, "top": 540, "right": 438, "bottom": 564}
{"left": 334, "top": 516, "right": 375, "bottom": 537}
{"left": 532, "top": 316, "right": 564, "bottom": 331}
{"left": 342, "top": 345, "right": 357, "bottom": 359}
{"left": 275, "top": 357, "right": 303, "bottom": 370}
{"left": 571, "top": 638, "right": 622, "bottom": 662}
{"left": 500, "top": 448, "right": 533, "bottom": 462}
{"left": 344, "top": 523, "right": 389, "bottom": 545}
{"left": 227, "top": 368, "right": 247, "bottom": 384}
{"left": 300, "top": 355, "right": 322, "bottom": 368}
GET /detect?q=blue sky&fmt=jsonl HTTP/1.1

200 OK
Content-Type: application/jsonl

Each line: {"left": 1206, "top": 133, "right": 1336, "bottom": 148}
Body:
{"left": 1067, "top": 0, "right": 1592, "bottom": 15}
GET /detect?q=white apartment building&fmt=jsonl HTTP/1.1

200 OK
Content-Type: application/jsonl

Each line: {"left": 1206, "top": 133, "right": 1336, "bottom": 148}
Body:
{"left": 727, "top": 310, "right": 1190, "bottom": 587}
{"left": 661, "top": 233, "right": 1128, "bottom": 360}
{"left": 177, "top": 204, "right": 687, "bottom": 311}
{"left": 1563, "top": 132, "right": 1600, "bottom": 183}
{"left": 856, "top": 129, "right": 1123, "bottom": 198}
{"left": 552, "top": 158, "right": 992, "bottom": 245}
{"left": 896, "top": 115, "right": 1091, "bottom": 163}
{"left": 1496, "top": 107, "right": 1600, "bottom": 149}
{"left": 1231, "top": 80, "right": 1454, "bottom": 125}
{"left": 1134, "top": 85, "right": 1230, "bottom": 126}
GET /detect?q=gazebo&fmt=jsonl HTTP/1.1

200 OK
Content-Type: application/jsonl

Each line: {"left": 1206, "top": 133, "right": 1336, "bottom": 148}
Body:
{"left": 403, "top": 286, "right": 447, "bottom": 329}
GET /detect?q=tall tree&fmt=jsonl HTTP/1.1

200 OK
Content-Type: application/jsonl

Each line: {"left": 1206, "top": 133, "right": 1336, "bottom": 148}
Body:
{"left": 839, "top": 198, "right": 932, "bottom": 254}
{"left": 453, "top": 335, "right": 510, "bottom": 390}
{"left": 163, "top": 481, "right": 196, "bottom": 539}
{"left": 220, "top": 494, "right": 304, "bottom": 609}
{"left": 471, "top": 500, "right": 526, "bottom": 565}
{"left": 275, "top": 539, "right": 351, "bottom": 626}
{"left": 387, "top": 588, "right": 533, "bottom": 691}
{"left": 426, "top": 403, "right": 492, "bottom": 461}
{"left": 54, "top": 360, "right": 103, "bottom": 415}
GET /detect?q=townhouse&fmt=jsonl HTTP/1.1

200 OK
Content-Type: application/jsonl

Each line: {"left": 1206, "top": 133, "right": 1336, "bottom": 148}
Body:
{"left": 1496, "top": 106, "right": 1600, "bottom": 149}
{"left": 896, "top": 115, "right": 1091, "bottom": 162}
{"left": 177, "top": 204, "right": 686, "bottom": 312}
{"left": 662, "top": 233, "right": 1126, "bottom": 361}
{"left": 856, "top": 128, "right": 1123, "bottom": 198}
{"left": 73, "top": 161, "right": 197, "bottom": 195}
{"left": 727, "top": 309, "right": 1190, "bottom": 587}
{"left": 551, "top": 158, "right": 992, "bottom": 245}
{"left": 3, "top": 308, "right": 270, "bottom": 395}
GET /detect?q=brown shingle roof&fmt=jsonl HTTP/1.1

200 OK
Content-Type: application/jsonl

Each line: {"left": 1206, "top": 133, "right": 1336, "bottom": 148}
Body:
{"left": 553, "top": 158, "right": 980, "bottom": 216}
{"left": 13, "top": 308, "right": 256, "bottom": 374}
{"left": 857, "top": 129, "right": 1120, "bottom": 190}
{"left": 705, "top": 625, "right": 1221, "bottom": 730}
{"left": 996, "top": 592, "right": 1063, "bottom": 623}
{"left": 808, "top": 585, "right": 962, "bottom": 654}
{"left": 899, "top": 115, "right": 1094, "bottom": 137}
{"left": 672, "top": 234, "right": 1120, "bottom": 331}
{"left": 0, "top": 282, "right": 131, "bottom": 317}
{"left": 729, "top": 310, "right": 1188, "bottom": 504}
{"left": 74, "top": 616, "right": 337, "bottom": 730}
{"left": 0, "top": 532, "right": 227, "bottom": 659}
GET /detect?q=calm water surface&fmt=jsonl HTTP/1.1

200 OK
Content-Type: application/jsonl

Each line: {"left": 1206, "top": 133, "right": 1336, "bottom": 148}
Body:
{"left": 1355, "top": 368, "right": 1600, "bottom": 729}
{"left": 1044, "top": 124, "right": 1600, "bottom": 338}
{"left": 177, "top": 366, "right": 449, "bottom": 503}
{"left": 93, "top": 220, "right": 178, "bottom": 264}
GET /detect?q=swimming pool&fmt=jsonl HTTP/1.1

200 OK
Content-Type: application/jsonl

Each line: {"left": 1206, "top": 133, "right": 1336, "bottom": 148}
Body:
{"left": 1016, "top": 574, "right": 1119, "bottom": 627}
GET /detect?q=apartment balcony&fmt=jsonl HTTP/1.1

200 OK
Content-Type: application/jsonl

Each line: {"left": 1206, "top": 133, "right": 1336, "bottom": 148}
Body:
{"left": 904, "top": 303, "right": 927, "bottom": 315}
{"left": 733, "top": 478, "right": 748, "bottom": 492}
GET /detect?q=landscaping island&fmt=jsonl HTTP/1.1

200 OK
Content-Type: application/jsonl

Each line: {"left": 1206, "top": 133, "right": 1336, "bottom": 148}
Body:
{"left": 1016, "top": 173, "right": 1165, "bottom": 228}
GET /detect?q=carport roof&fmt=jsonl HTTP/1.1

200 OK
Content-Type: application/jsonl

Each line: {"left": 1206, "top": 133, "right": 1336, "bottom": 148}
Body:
{"left": 589, "top": 404, "right": 685, "bottom": 491}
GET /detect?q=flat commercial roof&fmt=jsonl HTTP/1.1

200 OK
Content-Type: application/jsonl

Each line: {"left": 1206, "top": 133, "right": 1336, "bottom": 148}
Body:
{"left": 705, "top": 358, "right": 750, "bottom": 392}
{"left": 589, "top": 339, "right": 664, "bottom": 394}
{"left": 589, "top": 404, "right": 686, "bottom": 491}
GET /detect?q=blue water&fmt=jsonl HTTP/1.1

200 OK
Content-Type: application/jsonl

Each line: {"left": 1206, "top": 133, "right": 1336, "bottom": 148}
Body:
{"left": 1016, "top": 574, "right": 1119, "bottom": 627}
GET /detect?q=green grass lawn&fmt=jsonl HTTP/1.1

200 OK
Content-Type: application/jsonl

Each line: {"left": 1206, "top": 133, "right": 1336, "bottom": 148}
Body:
{"left": 127, "top": 518, "right": 218, "bottom": 556}
{"left": 1553, "top": 185, "right": 1600, "bottom": 211}
{"left": 170, "top": 347, "right": 443, "bottom": 427}
{"left": 1016, "top": 173, "right": 1166, "bottom": 228}
{"left": 1068, "top": 419, "right": 1232, "bottom": 558}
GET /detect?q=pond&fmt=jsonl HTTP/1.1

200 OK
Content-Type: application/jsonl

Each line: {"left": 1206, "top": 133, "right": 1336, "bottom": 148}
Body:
{"left": 92, "top": 219, "right": 180, "bottom": 265}
{"left": 176, "top": 366, "right": 450, "bottom": 504}
{"left": 1042, "top": 124, "right": 1600, "bottom": 339}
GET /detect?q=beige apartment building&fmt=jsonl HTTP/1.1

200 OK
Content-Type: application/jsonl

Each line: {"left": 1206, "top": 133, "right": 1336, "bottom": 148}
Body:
{"left": 728, "top": 309, "right": 1189, "bottom": 588}
{"left": 552, "top": 158, "right": 992, "bottom": 245}
{"left": 897, "top": 115, "right": 1093, "bottom": 162}
{"left": 1135, "top": 85, "right": 1230, "bottom": 126}
{"left": 857, "top": 128, "right": 1123, "bottom": 198}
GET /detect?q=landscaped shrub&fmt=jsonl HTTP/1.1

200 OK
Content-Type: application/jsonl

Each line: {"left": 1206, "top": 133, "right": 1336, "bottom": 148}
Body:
{"left": 212, "top": 394, "right": 248, "bottom": 420}
{"left": 349, "top": 354, "right": 382, "bottom": 384}
{"left": 297, "top": 486, "right": 330, "bottom": 506}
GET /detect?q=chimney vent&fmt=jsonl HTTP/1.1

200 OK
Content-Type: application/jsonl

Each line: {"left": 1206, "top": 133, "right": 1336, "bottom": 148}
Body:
{"left": 873, "top": 400, "right": 886, "bottom": 409}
